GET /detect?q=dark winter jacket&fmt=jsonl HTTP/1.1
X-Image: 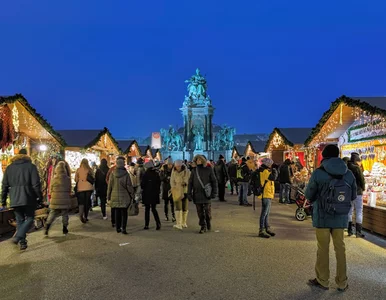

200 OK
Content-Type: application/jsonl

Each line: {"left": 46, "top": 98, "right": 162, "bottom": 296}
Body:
{"left": 278, "top": 159, "right": 292, "bottom": 184}
{"left": 239, "top": 163, "right": 251, "bottom": 183}
{"left": 95, "top": 166, "right": 109, "bottom": 198}
{"left": 1, "top": 154, "right": 43, "bottom": 208}
{"left": 107, "top": 167, "right": 134, "bottom": 208}
{"left": 228, "top": 162, "right": 238, "bottom": 178}
{"left": 347, "top": 161, "right": 365, "bottom": 195}
{"left": 160, "top": 164, "right": 173, "bottom": 200}
{"left": 214, "top": 160, "right": 229, "bottom": 184}
{"left": 188, "top": 164, "right": 218, "bottom": 204}
{"left": 305, "top": 158, "right": 357, "bottom": 229}
{"left": 141, "top": 168, "right": 161, "bottom": 205}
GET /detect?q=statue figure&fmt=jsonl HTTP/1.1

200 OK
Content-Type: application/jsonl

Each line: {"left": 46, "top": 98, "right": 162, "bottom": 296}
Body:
{"left": 192, "top": 125, "right": 204, "bottom": 151}
{"left": 214, "top": 126, "right": 235, "bottom": 151}
{"left": 184, "top": 68, "right": 211, "bottom": 106}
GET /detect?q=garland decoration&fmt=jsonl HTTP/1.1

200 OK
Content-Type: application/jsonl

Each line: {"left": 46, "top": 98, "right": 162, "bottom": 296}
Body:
{"left": 0, "top": 105, "right": 15, "bottom": 151}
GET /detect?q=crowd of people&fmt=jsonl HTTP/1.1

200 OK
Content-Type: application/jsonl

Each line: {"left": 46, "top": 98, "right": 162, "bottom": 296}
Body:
{"left": 0, "top": 145, "right": 368, "bottom": 293}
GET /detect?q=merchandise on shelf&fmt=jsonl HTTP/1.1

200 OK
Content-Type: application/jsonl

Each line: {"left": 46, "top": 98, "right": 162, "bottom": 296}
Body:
{"left": 363, "top": 162, "right": 386, "bottom": 209}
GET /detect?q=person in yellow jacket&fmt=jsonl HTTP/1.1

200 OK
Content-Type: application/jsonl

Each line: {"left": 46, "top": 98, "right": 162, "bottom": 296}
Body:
{"left": 258, "top": 158, "right": 278, "bottom": 238}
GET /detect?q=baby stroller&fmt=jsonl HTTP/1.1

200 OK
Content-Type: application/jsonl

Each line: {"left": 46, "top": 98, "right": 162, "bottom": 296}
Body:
{"left": 286, "top": 184, "right": 312, "bottom": 221}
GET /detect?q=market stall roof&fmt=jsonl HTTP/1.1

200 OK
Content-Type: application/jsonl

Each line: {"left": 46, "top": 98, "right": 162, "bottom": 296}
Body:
{"left": 138, "top": 145, "right": 150, "bottom": 157}
{"left": 248, "top": 141, "right": 267, "bottom": 154}
{"left": 57, "top": 127, "right": 120, "bottom": 152}
{"left": 265, "top": 127, "right": 312, "bottom": 151}
{"left": 304, "top": 95, "right": 386, "bottom": 147}
{"left": 232, "top": 145, "right": 245, "bottom": 157}
{"left": 117, "top": 140, "right": 134, "bottom": 153}
{"left": 0, "top": 94, "right": 66, "bottom": 146}
{"left": 234, "top": 133, "right": 269, "bottom": 146}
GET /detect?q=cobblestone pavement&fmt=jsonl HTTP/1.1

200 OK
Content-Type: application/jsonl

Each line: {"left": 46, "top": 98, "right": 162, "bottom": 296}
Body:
{"left": 1, "top": 195, "right": 385, "bottom": 300}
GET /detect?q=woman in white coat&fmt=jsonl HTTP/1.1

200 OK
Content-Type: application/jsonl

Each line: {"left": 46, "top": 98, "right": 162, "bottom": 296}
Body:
{"left": 170, "top": 160, "right": 191, "bottom": 230}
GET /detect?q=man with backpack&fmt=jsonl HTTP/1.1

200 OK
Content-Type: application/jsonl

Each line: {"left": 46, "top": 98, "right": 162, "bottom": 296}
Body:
{"left": 238, "top": 157, "right": 252, "bottom": 206}
{"left": 305, "top": 144, "right": 357, "bottom": 292}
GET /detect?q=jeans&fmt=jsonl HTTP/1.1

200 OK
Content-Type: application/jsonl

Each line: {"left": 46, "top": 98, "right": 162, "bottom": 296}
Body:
{"left": 195, "top": 203, "right": 211, "bottom": 229}
{"left": 164, "top": 197, "right": 175, "bottom": 217}
{"left": 230, "top": 178, "right": 238, "bottom": 194}
{"left": 115, "top": 207, "right": 128, "bottom": 232}
{"left": 238, "top": 182, "right": 249, "bottom": 204}
{"left": 46, "top": 209, "right": 69, "bottom": 227}
{"left": 218, "top": 182, "right": 226, "bottom": 201}
{"left": 279, "top": 183, "right": 290, "bottom": 203}
{"left": 99, "top": 195, "right": 107, "bottom": 217}
{"left": 348, "top": 195, "right": 363, "bottom": 224}
{"left": 145, "top": 204, "right": 161, "bottom": 227}
{"left": 259, "top": 198, "right": 272, "bottom": 229}
{"left": 315, "top": 228, "right": 347, "bottom": 289}
{"left": 14, "top": 206, "right": 36, "bottom": 245}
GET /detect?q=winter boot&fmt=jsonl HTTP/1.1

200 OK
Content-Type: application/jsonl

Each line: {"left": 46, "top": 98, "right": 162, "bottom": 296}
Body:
{"left": 44, "top": 224, "right": 51, "bottom": 236}
{"left": 258, "top": 229, "right": 270, "bottom": 238}
{"left": 356, "top": 223, "right": 365, "bottom": 238}
{"left": 173, "top": 211, "right": 183, "bottom": 230}
{"left": 182, "top": 211, "right": 189, "bottom": 228}
{"left": 165, "top": 214, "right": 169, "bottom": 221}
{"left": 199, "top": 226, "right": 206, "bottom": 234}
{"left": 63, "top": 226, "right": 69, "bottom": 235}
{"left": 347, "top": 222, "right": 353, "bottom": 236}
{"left": 266, "top": 227, "right": 276, "bottom": 237}
{"left": 172, "top": 212, "right": 176, "bottom": 223}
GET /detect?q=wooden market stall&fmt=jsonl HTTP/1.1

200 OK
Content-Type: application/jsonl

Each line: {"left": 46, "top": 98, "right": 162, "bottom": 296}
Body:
{"left": 117, "top": 140, "right": 141, "bottom": 163}
{"left": 231, "top": 145, "right": 244, "bottom": 159}
{"left": 304, "top": 95, "right": 386, "bottom": 236}
{"left": 150, "top": 148, "right": 162, "bottom": 161}
{"left": 244, "top": 141, "right": 267, "bottom": 159}
{"left": 57, "top": 128, "right": 120, "bottom": 174}
{"left": 139, "top": 145, "right": 153, "bottom": 162}
{"left": 0, "top": 94, "right": 65, "bottom": 234}
{"left": 265, "top": 127, "right": 312, "bottom": 166}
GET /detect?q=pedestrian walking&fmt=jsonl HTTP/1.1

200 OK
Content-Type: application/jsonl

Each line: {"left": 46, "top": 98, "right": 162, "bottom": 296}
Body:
{"left": 305, "top": 144, "right": 356, "bottom": 292}
{"left": 170, "top": 159, "right": 191, "bottom": 230}
{"left": 75, "top": 158, "right": 95, "bottom": 223}
{"left": 257, "top": 158, "right": 278, "bottom": 238}
{"left": 278, "top": 159, "right": 293, "bottom": 204}
{"left": 214, "top": 154, "right": 229, "bottom": 202}
{"left": 1, "top": 149, "right": 43, "bottom": 250}
{"left": 238, "top": 157, "right": 252, "bottom": 206}
{"left": 107, "top": 157, "right": 134, "bottom": 234}
{"left": 227, "top": 158, "right": 239, "bottom": 195}
{"left": 347, "top": 152, "right": 366, "bottom": 238}
{"left": 160, "top": 158, "right": 176, "bottom": 222}
{"left": 188, "top": 155, "right": 218, "bottom": 234}
{"left": 95, "top": 158, "right": 109, "bottom": 220}
{"left": 45, "top": 161, "right": 72, "bottom": 236}
{"left": 141, "top": 161, "right": 162, "bottom": 230}
{"left": 106, "top": 161, "right": 117, "bottom": 227}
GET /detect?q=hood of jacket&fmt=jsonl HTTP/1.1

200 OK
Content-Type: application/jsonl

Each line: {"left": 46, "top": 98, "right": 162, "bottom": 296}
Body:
{"left": 114, "top": 167, "right": 128, "bottom": 178}
{"left": 321, "top": 157, "right": 348, "bottom": 176}
{"left": 173, "top": 164, "right": 186, "bottom": 172}
{"left": 193, "top": 154, "right": 207, "bottom": 166}
{"left": 10, "top": 154, "right": 32, "bottom": 164}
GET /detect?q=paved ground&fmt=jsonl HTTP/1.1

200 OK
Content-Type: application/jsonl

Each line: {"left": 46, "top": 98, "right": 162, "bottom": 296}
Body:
{"left": 1, "top": 194, "right": 385, "bottom": 300}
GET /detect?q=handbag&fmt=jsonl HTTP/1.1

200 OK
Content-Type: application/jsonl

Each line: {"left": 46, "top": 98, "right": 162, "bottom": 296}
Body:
{"left": 128, "top": 201, "right": 139, "bottom": 216}
{"left": 87, "top": 172, "right": 95, "bottom": 185}
{"left": 196, "top": 168, "right": 212, "bottom": 199}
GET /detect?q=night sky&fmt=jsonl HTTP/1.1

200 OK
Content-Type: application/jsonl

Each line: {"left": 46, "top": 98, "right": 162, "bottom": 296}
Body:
{"left": 1, "top": 1, "right": 386, "bottom": 139}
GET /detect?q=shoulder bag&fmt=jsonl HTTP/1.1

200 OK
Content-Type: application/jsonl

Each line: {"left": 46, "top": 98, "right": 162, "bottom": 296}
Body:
{"left": 196, "top": 168, "right": 212, "bottom": 199}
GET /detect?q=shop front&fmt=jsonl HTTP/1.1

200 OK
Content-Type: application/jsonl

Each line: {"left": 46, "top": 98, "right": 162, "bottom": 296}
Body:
{"left": 57, "top": 128, "right": 120, "bottom": 183}
{"left": 0, "top": 94, "right": 65, "bottom": 234}
{"left": 118, "top": 140, "right": 142, "bottom": 163}
{"left": 139, "top": 145, "right": 153, "bottom": 162}
{"left": 265, "top": 127, "right": 312, "bottom": 167}
{"left": 305, "top": 95, "right": 386, "bottom": 236}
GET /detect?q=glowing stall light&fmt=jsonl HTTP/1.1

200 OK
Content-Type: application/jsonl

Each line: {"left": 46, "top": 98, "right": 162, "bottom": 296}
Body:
{"left": 39, "top": 144, "right": 48, "bottom": 151}
{"left": 65, "top": 150, "right": 101, "bottom": 171}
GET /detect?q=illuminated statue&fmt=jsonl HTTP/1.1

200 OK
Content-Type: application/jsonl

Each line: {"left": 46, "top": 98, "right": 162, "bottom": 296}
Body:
{"left": 192, "top": 125, "right": 204, "bottom": 151}
{"left": 184, "top": 68, "right": 211, "bottom": 106}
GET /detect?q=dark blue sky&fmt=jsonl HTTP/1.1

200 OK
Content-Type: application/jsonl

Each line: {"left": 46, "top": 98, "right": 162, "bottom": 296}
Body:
{"left": 1, "top": 1, "right": 386, "bottom": 139}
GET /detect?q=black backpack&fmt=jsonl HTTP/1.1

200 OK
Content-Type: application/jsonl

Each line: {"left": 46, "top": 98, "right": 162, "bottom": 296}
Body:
{"left": 250, "top": 169, "right": 267, "bottom": 197}
{"left": 318, "top": 167, "right": 353, "bottom": 215}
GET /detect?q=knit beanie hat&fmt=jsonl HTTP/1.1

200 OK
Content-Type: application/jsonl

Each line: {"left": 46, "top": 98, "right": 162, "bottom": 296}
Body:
{"left": 322, "top": 144, "right": 339, "bottom": 158}
{"left": 175, "top": 159, "right": 183, "bottom": 167}
{"left": 351, "top": 152, "right": 361, "bottom": 162}
{"left": 261, "top": 157, "right": 273, "bottom": 168}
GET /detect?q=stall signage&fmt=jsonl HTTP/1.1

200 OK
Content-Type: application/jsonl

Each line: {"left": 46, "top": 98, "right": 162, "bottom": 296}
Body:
{"left": 151, "top": 132, "right": 162, "bottom": 149}
{"left": 348, "top": 122, "right": 386, "bottom": 142}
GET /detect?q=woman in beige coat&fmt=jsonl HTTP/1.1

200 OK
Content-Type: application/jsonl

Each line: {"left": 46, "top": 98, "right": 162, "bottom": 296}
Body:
{"left": 45, "top": 161, "right": 72, "bottom": 235}
{"left": 170, "top": 160, "right": 191, "bottom": 230}
{"left": 75, "top": 159, "right": 95, "bottom": 223}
